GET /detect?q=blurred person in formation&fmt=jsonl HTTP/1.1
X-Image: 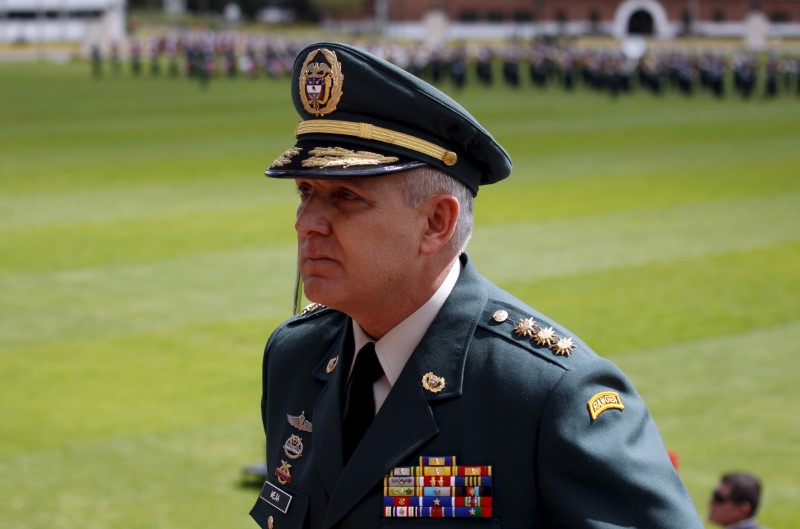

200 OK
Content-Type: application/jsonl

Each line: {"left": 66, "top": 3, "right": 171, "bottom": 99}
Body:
{"left": 449, "top": 46, "right": 468, "bottom": 89}
{"left": 110, "top": 41, "right": 122, "bottom": 75}
{"left": 90, "top": 44, "right": 102, "bottom": 77}
{"left": 249, "top": 41, "right": 704, "bottom": 529}
{"left": 129, "top": 37, "right": 142, "bottom": 76}
{"left": 763, "top": 56, "right": 778, "bottom": 98}
{"left": 475, "top": 46, "right": 494, "bottom": 86}
{"left": 709, "top": 472, "right": 768, "bottom": 529}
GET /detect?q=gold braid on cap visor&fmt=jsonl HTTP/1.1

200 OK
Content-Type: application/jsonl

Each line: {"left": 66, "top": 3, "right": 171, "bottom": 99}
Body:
{"left": 295, "top": 120, "right": 458, "bottom": 166}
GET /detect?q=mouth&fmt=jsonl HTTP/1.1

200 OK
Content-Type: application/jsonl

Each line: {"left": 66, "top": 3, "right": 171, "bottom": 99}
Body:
{"left": 298, "top": 238, "right": 339, "bottom": 272}
{"left": 299, "top": 253, "right": 338, "bottom": 275}
{"left": 300, "top": 252, "right": 334, "bottom": 263}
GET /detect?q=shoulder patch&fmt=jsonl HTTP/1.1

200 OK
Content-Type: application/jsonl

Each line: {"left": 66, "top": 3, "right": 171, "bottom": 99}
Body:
{"left": 588, "top": 391, "right": 624, "bottom": 420}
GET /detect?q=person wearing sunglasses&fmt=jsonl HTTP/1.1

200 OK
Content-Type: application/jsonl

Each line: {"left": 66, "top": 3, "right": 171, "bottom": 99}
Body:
{"left": 709, "top": 471, "right": 767, "bottom": 529}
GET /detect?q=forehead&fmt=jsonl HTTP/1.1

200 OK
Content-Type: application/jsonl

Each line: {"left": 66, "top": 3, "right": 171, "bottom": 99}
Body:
{"left": 295, "top": 173, "right": 406, "bottom": 194}
{"left": 716, "top": 482, "right": 734, "bottom": 495}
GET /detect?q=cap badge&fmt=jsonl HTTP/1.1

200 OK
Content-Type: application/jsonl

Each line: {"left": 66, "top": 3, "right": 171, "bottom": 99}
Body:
{"left": 588, "top": 391, "right": 624, "bottom": 420}
{"left": 421, "top": 372, "right": 446, "bottom": 393}
{"left": 274, "top": 460, "right": 293, "bottom": 485}
{"left": 287, "top": 411, "right": 313, "bottom": 433}
{"left": 299, "top": 48, "right": 343, "bottom": 116}
{"left": 283, "top": 434, "right": 305, "bottom": 459}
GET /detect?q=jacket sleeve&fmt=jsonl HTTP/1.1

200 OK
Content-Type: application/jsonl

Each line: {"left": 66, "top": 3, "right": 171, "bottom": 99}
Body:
{"left": 536, "top": 356, "right": 703, "bottom": 528}
{"left": 260, "top": 323, "right": 286, "bottom": 440}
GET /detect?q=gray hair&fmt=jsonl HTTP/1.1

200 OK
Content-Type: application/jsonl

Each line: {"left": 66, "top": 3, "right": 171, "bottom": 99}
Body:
{"left": 399, "top": 166, "right": 474, "bottom": 255}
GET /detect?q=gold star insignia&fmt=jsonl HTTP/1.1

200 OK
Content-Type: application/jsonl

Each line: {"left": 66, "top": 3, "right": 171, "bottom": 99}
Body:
{"left": 513, "top": 317, "right": 538, "bottom": 338}
{"left": 534, "top": 326, "right": 557, "bottom": 346}
{"left": 553, "top": 336, "right": 577, "bottom": 356}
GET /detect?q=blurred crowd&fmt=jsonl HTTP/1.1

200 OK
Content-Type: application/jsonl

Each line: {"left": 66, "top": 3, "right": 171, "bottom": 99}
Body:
{"left": 90, "top": 32, "right": 800, "bottom": 99}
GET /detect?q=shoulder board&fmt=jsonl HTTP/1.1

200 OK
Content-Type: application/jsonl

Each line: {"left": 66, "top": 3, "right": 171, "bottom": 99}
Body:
{"left": 288, "top": 302, "right": 330, "bottom": 324}
{"left": 477, "top": 303, "right": 587, "bottom": 363}
{"left": 299, "top": 302, "right": 326, "bottom": 316}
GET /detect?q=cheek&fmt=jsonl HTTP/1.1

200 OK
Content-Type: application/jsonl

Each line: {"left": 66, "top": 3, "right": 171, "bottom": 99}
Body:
{"left": 385, "top": 210, "right": 424, "bottom": 245}
{"left": 375, "top": 227, "right": 419, "bottom": 265}
{"left": 354, "top": 243, "right": 404, "bottom": 281}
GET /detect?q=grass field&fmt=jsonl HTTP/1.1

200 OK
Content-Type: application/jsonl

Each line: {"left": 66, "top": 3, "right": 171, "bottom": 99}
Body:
{"left": 1, "top": 58, "right": 798, "bottom": 529}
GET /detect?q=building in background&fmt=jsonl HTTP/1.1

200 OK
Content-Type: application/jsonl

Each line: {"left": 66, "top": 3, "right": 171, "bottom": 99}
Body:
{"left": 3, "top": 0, "right": 799, "bottom": 48}
{"left": 332, "top": 0, "right": 800, "bottom": 42}
{"left": 0, "top": 0, "right": 126, "bottom": 44}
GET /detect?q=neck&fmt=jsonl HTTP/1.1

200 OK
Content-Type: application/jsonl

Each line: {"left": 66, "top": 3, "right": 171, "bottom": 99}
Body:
{"left": 353, "top": 256, "right": 458, "bottom": 339}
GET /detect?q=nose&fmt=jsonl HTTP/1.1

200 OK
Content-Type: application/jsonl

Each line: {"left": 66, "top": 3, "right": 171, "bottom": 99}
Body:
{"left": 295, "top": 192, "right": 332, "bottom": 237}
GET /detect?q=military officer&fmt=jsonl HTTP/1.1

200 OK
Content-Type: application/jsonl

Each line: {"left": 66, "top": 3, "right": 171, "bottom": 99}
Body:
{"left": 249, "top": 41, "right": 703, "bottom": 529}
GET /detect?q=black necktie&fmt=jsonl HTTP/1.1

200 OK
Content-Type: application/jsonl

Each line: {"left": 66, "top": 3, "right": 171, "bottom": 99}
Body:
{"left": 342, "top": 342, "right": 383, "bottom": 462}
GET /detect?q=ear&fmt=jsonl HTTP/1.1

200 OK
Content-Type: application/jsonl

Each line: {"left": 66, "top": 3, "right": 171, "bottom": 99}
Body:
{"left": 419, "top": 195, "right": 460, "bottom": 256}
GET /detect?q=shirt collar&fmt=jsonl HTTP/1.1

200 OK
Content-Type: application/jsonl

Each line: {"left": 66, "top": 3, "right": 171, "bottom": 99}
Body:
{"left": 352, "top": 259, "right": 461, "bottom": 386}
{"left": 727, "top": 518, "right": 758, "bottom": 529}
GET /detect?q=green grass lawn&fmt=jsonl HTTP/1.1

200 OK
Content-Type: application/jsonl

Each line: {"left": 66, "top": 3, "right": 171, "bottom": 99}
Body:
{"left": 1, "top": 58, "right": 798, "bottom": 529}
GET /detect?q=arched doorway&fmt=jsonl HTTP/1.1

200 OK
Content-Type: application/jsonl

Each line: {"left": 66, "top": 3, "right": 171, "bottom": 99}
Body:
{"left": 628, "top": 9, "right": 654, "bottom": 35}
{"left": 613, "top": 0, "right": 673, "bottom": 39}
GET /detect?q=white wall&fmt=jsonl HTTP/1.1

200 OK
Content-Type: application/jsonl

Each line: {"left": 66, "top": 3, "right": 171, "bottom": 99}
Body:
{"left": 0, "top": 0, "right": 126, "bottom": 44}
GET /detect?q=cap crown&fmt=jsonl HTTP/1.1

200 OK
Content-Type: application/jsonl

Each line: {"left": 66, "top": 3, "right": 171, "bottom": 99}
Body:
{"left": 267, "top": 41, "right": 512, "bottom": 194}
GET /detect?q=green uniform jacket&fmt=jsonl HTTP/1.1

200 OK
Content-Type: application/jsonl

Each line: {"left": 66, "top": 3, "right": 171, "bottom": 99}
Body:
{"left": 250, "top": 254, "right": 703, "bottom": 528}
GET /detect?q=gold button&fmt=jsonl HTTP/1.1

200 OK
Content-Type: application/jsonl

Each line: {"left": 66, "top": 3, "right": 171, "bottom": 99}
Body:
{"left": 442, "top": 151, "right": 458, "bottom": 166}
{"left": 492, "top": 309, "right": 508, "bottom": 323}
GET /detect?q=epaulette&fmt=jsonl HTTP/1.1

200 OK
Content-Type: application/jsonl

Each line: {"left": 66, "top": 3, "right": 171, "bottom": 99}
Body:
{"left": 479, "top": 304, "right": 579, "bottom": 359}
{"left": 299, "top": 302, "right": 326, "bottom": 316}
{"left": 289, "top": 302, "right": 330, "bottom": 323}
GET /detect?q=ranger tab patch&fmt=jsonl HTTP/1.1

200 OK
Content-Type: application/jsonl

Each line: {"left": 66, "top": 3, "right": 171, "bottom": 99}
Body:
{"left": 588, "top": 391, "right": 624, "bottom": 420}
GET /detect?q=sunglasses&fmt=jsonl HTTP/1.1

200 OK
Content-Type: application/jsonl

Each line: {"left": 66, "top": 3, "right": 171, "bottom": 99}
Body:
{"left": 711, "top": 491, "right": 733, "bottom": 503}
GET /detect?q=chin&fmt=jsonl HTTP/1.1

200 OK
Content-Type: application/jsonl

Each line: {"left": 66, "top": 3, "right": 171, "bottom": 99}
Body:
{"left": 302, "top": 278, "right": 339, "bottom": 308}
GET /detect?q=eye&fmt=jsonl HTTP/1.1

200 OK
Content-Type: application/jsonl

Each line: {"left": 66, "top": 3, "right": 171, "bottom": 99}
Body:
{"left": 296, "top": 183, "right": 312, "bottom": 200}
{"left": 336, "top": 188, "right": 359, "bottom": 201}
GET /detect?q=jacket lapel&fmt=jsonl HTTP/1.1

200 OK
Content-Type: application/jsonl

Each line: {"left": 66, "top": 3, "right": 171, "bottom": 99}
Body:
{"left": 322, "top": 256, "right": 488, "bottom": 528}
{"left": 310, "top": 324, "right": 352, "bottom": 496}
